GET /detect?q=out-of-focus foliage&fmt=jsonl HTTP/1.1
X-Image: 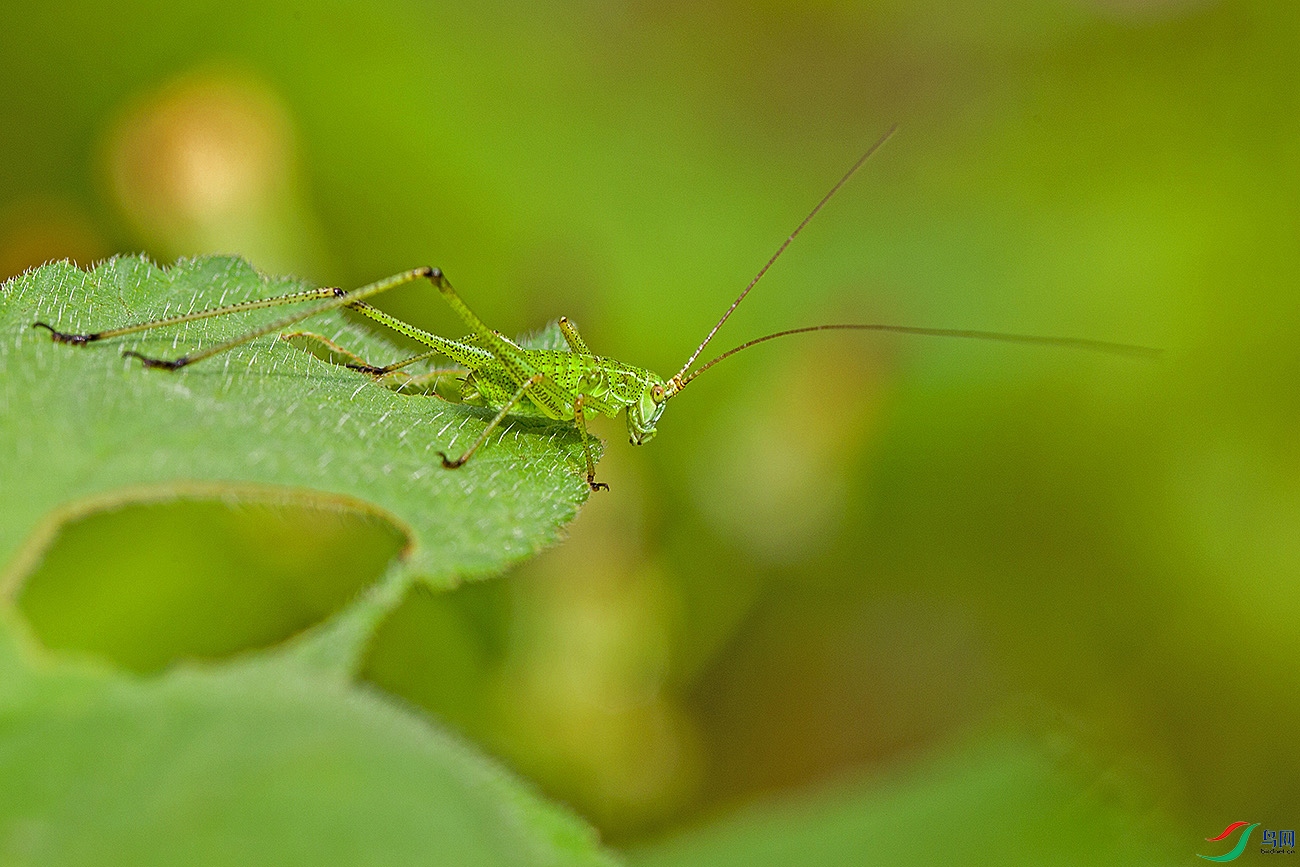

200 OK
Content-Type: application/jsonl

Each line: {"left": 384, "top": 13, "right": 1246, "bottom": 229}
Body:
{"left": 629, "top": 738, "right": 1183, "bottom": 867}
{"left": 0, "top": 625, "right": 616, "bottom": 867}
{"left": 2, "top": 0, "right": 1297, "bottom": 861}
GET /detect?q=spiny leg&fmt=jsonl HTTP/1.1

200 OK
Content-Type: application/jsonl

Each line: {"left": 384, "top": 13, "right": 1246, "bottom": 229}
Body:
{"left": 279, "top": 331, "right": 378, "bottom": 369}
{"left": 557, "top": 317, "right": 591, "bottom": 354}
{"left": 336, "top": 302, "right": 486, "bottom": 375}
{"left": 345, "top": 348, "right": 447, "bottom": 376}
{"left": 430, "top": 270, "right": 573, "bottom": 419}
{"left": 112, "top": 268, "right": 442, "bottom": 370}
{"left": 342, "top": 299, "right": 496, "bottom": 372}
{"left": 32, "top": 286, "right": 340, "bottom": 346}
{"left": 438, "top": 373, "right": 544, "bottom": 470}
{"left": 572, "top": 393, "right": 608, "bottom": 491}
{"left": 285, "top": 331, "right": 463, "bottom": 397}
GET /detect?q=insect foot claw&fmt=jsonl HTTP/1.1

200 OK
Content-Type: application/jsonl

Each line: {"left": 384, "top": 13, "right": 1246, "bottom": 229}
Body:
{"left": 345, "top": 363, "right": 387, "bottom": 375}
{"left": 32, "top": 322, "right": 95, "bottom": 345}
{"left": 122, "top": 350, "right": 187, "bottom": 371}
{"left": 588, "top": 480, "right": 610, "bottom": 492}
{"left": 437, "top": 451, "right": 465, "bottom": 469}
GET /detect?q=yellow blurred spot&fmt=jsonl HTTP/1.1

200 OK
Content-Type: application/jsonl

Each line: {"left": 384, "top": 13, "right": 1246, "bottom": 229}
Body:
{"left": 104, "top": 69, "right": 327, "bottom": 275}
{"left": 108, "top": 70, "right": 288, "bottom": 226}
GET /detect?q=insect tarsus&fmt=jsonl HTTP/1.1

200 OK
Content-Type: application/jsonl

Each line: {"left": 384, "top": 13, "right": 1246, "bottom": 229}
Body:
{"left": 32, "top": 321, "right": 99, "bottom": 346}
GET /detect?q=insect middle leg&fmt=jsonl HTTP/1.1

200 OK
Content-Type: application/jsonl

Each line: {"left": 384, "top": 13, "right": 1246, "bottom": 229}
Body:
{"left": 438, "top": 373, "right": 545, "bottom": 471}
{"left": 572, "top": 393, "right": 608, "bottom": 491}
{"left": 279, "top": 331, "right": 463, "bottom": 395}
{"left": 430, "top": 275, "right": 609, "bottom": 489}
{"left": 429, "top": 271, "right": 573, "bottom": 419}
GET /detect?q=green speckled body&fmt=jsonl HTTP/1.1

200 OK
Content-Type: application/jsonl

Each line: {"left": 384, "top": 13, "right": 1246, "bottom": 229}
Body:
{"left": 464, "top": 349, "right": 658, "bottom": 421}
{"left": 333, "top": 281, "right": 669, "bottom": 454}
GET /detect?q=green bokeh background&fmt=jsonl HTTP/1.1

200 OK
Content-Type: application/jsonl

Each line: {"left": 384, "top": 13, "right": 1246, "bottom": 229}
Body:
{"left": 3, "top": 0, "right": 1296, "bottom": 858}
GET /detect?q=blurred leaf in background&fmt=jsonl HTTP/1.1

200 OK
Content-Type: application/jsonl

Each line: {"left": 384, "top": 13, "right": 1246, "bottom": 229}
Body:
{"left": 2, "top": 0, "right": 1298, "bottom": 862}
{"left": 0, "top": 623, "right": 616, "bottom": 867}
{"left": 628, "top": 736, "right": 1184, "bottom": 867}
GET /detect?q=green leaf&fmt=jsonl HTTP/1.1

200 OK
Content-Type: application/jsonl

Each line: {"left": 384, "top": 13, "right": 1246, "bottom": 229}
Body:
{"left": 0, "top": 257, "right": 619, "bottom": 863}
{"left": 0, "top": 255, "right": 597, "bottom": 590}
{"left": 0, "top": 625, "right": 618, "bottom": 867}
{"left": 627, "top": 739, "right": 1184, "bottom": 867}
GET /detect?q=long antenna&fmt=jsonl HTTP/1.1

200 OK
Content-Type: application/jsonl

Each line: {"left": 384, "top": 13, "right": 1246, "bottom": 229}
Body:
{"left": 672, "top": 323, "right": 1161, "bottom": 393}
{"left": 666, "top": 125, "right": 899, "bottom": 396}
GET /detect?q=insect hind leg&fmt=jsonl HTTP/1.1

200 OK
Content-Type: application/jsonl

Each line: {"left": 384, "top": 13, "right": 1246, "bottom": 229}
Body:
{"left": 31, "top": 321, "right": 98, "bottom": 345}
{"left": 33, "top": 286, "right": 341, "bottom": 350}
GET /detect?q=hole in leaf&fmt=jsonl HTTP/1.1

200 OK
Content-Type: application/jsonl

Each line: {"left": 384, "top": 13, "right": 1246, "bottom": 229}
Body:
{"left": 15, "top": 497, "right": 407, "bottom": 673}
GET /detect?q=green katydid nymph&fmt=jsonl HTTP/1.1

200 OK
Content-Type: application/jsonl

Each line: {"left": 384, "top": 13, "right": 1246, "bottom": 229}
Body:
{"left": 32, "top": 126, "right": 1158, "bottom": 491}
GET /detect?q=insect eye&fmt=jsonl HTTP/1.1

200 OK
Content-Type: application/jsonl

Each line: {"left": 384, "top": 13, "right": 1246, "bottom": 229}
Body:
{"left": 651, "top": 384, "right": 664, "bottom": 402}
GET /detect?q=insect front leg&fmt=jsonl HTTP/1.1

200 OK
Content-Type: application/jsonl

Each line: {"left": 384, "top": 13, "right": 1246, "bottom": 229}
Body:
{"left": 572, "top": 393, "right": 609, "bottom": 492}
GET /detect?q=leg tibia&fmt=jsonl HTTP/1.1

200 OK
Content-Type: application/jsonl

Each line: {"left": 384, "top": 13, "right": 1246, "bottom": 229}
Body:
{"left": 34, "top": 287, "right": 340, "bottom": 347}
